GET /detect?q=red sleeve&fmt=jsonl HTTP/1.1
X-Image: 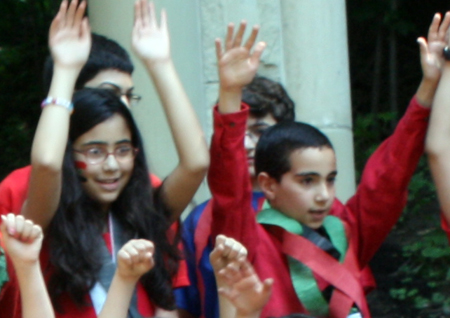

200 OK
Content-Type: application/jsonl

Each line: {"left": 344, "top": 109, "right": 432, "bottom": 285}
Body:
{"left": 208, "top": 104, "right": 258, "bottom": 259}
{"left": 149, "top": 173, "right": 162, "bottom": 188}
{"left": 0, "top": 166, "right": 31, "bottom": 215}
{"left": 168, "top": 221, "right": 190, "bottom": 288}
{"left": 339, "top": 96, "right": 430, "bottom": 267}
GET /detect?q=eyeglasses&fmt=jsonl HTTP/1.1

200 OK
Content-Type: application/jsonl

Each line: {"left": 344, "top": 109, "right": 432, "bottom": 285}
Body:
{"left": 120, "top": 92, "right": 142, "bottom": 107}
{"left": 245, "top": 126, "right": 270, "bottom": 143}
{"left": 73, "top": 145, "right": 139, "bottom": 165}
{"left": 97, "top": 83, "right": 142, "bottom": 107}
{"left": 108, "top": 89, "right": 141, "bottom": 107}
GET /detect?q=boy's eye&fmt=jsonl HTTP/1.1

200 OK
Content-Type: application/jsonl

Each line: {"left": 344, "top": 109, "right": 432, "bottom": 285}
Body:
{"left": 250, "top": 127, "right": 269, "bottom": 137}
{"left": 301, "top": 177, "right": 314, "bottom": 185}
{"left": 327, "top": 177, "right": 336, "bottom": 185}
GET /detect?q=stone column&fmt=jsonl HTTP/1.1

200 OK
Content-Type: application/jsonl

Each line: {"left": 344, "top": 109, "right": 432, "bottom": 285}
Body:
{"left": 281, "top": 0, "right": 356, "bottom": 201}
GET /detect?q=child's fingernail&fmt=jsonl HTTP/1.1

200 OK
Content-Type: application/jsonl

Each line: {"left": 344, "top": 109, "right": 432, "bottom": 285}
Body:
{"left": 8, "top": 228, "right": 16, "bottom": 236}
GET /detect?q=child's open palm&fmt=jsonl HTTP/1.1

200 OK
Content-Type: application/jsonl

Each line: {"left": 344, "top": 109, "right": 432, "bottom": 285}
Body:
{"left": 417, "top": 12, "right": 450, "bottom": 82}
{"left": 49, "top": 0, "right": 91, "bottom": 69}
{"left": 116, "top": 239, "right": 155, "bottom": 281}
{"left": 132, "top": 0, "right": 170, "bottom": 65}
{"left": 218, "top": 260, "right": 273, "bottom": 317}
{"left": 0, "top": 214, "right": 43, "bottom": 267}
{"left": 216, "top": 22, "right": 266, "bottom": 91}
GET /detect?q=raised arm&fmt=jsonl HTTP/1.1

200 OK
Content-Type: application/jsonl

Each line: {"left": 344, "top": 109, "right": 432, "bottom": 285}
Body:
{"left": 343, "top": 12, "right": 450, "bottom": 266}
{"left": 425, "top": 12, "right": 450, "bottom": 225}
{"left": 22, "top": 0, "right": 91, "bottom": 229}
{"left": 132, "top": 0, "right": 209, "bottom": 220}
{"left": 209, "top": 22, "right": 265, "bottom": 247}
{"left": 1, "top": 214, "right": 52, "bottom": 318}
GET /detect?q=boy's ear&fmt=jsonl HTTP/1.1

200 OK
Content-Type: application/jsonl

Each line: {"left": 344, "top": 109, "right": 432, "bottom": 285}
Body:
{"left": 257, "top": 172, "right": 277, "bottom": 201}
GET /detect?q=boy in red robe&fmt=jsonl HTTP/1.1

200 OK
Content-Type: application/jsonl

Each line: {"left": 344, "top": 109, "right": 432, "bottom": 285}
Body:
{"left": 208, "top": 12, "right": 447, "bottom": 317}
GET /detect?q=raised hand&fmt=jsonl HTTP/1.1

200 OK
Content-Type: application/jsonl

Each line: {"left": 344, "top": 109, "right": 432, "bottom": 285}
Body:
{"left": 49, "top": 0, "right": 91, "bottom": 69}
{"left": 0, "top": 214, "right": 43, "bottom": 268}
{"left": 132, "top": 0, "right": 171, "bottom": 66}
{"left": 116, "top": 239, "right": 155, "bottom": 281}
{"left": 216, "top": 21, "right": 266, "bottom": 92}
{"left": 417, "top": 12, "right": 450, "bottom": 82}
{"left": 210, "top": 234, "right": 248, "bottom": 288}
{"left": 218, "top": 260, "right": 273, "bottom": 317}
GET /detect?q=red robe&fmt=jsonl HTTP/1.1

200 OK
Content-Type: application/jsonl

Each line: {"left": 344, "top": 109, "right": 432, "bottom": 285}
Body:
{"left": 0, "top": 165, "right": 188, "bottom": 318}
{"left": 208, "top": 97, "right": 429, "bottom": 317}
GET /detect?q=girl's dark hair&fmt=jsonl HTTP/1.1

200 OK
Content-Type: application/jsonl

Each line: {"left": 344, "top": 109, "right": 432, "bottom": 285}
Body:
{"left": 47, "top": 88, "right": 179, "bottom": 311}
{"left": 255, "top": 121, "right": 333, "bottom": 182}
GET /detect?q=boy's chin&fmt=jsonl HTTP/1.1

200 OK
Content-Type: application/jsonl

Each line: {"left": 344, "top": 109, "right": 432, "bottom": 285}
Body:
{"left": 305, "top": 212, "right": 329, "bottom": 229}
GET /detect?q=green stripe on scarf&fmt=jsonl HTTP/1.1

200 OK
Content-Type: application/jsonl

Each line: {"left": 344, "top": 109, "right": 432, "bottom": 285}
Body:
{"left": 257, "top": 202, "right": 348, "bottom": 317}
{"left": 0, "top": 246, "right": 9, "bottom": 292}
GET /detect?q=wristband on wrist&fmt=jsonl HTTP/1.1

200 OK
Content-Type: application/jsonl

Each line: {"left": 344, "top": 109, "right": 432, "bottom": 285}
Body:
{"left": 41, "top": 97, "right": 74, "bottom": 113}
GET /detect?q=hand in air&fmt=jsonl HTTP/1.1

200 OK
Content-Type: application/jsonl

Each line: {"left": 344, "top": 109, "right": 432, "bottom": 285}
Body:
{"left": 216, "top": 21, "right": 266, "bottom": 92}
{"left": 417, "top": 12, "right": 450, "bottom": 81}
{"left": 116, "top": 239, "right": 155, "bottom": 281}
{"left": 0, "top": 214, "right": 43, "bottom": 267}
{"left": 132, "top": 0, "right": 171, "bottom": 65}
{"left": 210, "top": 234, "right": 248, "bottom": 287}
{"left": 218, "top": 259, "right": 273, "bottom": 316}
{"left": 49, "top": 0, "right": 91, "bottom": 69}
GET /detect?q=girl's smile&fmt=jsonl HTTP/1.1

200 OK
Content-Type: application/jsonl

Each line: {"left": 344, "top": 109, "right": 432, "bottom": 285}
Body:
{"left": 73, "top": 114, "right": 134, "bottom": 210}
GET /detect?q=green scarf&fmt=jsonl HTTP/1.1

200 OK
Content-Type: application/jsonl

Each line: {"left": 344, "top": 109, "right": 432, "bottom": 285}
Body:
{"left": 257, "top": 202, "right": 348, "bottom": 317}
{"left": 0, "top": 246, "right": 9, "bottom": 293}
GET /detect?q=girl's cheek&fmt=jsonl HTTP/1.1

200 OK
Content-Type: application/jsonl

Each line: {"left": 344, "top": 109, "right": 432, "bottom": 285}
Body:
{"left": 75, "top": 160, "right": 88, "bottom": 182}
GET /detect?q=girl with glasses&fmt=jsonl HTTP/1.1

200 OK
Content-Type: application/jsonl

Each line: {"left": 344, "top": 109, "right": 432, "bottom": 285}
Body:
{"left": 19, "top": 0, "right": 208, "bottom": 317}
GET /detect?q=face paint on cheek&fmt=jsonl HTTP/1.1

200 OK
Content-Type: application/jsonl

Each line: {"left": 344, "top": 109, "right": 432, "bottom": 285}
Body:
{"left": 75, "top": 161, "right": 87, "bottom": 182}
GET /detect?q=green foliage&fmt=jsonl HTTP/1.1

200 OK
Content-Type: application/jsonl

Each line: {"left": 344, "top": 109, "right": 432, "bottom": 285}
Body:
{"left": 389, "top": 228, "right": 450, "bottom": 313}
{"left": 0, "top": 0, "right": 60, "bottom": 179}
{"left": 353, "top": 111, "right": 397, "bottom": 180}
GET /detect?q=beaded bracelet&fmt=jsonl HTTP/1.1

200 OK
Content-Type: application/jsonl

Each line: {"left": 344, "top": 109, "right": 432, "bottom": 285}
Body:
{"left": 41, "top": 97, "right": 74, "bottom": 113}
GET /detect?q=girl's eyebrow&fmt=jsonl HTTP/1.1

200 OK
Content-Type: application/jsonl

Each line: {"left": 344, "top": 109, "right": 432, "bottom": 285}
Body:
{"left": 81, "top": 139, "right": 132, "bottom": 146}
{"left": 81, "top": 141, "right": 108, "bottom": 146}
{"left": 115, "top": 139, "right": 133, "bottom": 144}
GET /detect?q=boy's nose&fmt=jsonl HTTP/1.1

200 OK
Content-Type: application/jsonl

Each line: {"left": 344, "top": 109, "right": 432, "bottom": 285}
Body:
{"left": 316, "top": 183, "right": 330, "bottom": 202}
